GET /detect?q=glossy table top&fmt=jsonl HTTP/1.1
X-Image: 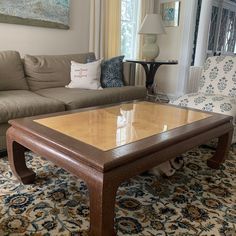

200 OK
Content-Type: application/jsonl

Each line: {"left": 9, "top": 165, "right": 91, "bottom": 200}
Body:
{"left": 34, "top": 101, "right": 211, "bottom": 151}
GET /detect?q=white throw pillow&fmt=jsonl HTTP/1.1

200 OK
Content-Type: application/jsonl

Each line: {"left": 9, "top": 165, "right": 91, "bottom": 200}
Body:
{"left": 66, "top": 59, "right": 102, "bottom": 90}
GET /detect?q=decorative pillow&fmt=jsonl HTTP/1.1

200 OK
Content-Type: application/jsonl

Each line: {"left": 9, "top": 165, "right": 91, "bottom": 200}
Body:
{"left": 66, "top": 59, "right": 102, "bottom": 90}
{"left": 101, "top": 56, "right": 125, "bottom": 88}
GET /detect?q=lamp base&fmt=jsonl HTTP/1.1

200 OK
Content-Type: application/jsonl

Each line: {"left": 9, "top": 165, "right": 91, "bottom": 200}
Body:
{"left": 142, "top": 35, "right": 159, "bottom": 61}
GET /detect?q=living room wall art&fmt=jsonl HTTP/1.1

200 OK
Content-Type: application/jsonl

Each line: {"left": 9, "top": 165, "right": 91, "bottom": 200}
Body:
{"left": 0, "top": 0, "right": 70, "bottom": 29}
{"left": 160, "top": 1, "right": 180, "bottom": 27}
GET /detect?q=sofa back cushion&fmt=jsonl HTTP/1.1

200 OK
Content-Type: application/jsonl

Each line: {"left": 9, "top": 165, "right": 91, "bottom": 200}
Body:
{"left": 24, "top": 52, "right": 96, "bottom": 91}
{"left": 0, "top": 50, "right": 29, "bottom": 91}
{"left": 198, "top": 55, "right": 236, "bottom": 97}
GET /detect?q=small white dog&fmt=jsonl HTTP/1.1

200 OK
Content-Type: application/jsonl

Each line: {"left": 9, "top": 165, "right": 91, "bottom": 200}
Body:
{"left": 150, "top": 156, "right": 184, "bottom": 177}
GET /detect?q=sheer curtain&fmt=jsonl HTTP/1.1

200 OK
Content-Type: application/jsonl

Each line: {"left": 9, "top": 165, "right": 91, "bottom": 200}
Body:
{"left": 89, "top": 0, "right": 121, "bottom": 59}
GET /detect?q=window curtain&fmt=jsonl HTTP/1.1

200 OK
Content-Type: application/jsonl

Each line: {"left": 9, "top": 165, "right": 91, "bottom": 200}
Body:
{"left": 89, "top": 0, "right": 155, "bottom": 85}
{"left": 89, "top": 0, "right": 121, "bottom": 59}
{"left": 135, "top": 0, "right": 155, "bottom": 86}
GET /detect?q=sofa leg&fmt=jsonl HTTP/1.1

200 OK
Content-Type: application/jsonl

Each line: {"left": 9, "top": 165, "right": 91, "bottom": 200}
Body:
{"left": 0, "top": 149, "right": 7, "bottom": 157}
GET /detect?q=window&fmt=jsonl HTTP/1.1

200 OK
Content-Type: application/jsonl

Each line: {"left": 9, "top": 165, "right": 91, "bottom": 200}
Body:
{"left": 208, "top": 6, "right": 219, "bottom": 51}
{"left": 120, "top": 0, "right": 140, "bottom": 59}
{"left": 208, "top": 0, "right": 236, "bottom": 55}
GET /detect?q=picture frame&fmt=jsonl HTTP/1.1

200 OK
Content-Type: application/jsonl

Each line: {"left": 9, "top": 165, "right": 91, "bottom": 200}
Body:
{"left": 0, "top": 0, "right": 70, "bottom": 29}
{"left": 160, "top": 1, "right": 180, "bottom": 27}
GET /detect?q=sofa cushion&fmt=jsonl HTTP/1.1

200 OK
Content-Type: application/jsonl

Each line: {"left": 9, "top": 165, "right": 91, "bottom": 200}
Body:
{"left": 36, "top": 86, "right": 147, "bottom": 110}
{"left": 0, "top": 90, "right": 65, "bottom": 123}
{"left": 66, "top": 60, "right": 102, "bottom": 90}
{"left": 0, "top": 51, "right": 29, "bottom": 91}
{"left": 101, "top": 56, "right": 125, "bottom": 88}
{"left": 24, "top": 53, "right": 96, "bottom": 91}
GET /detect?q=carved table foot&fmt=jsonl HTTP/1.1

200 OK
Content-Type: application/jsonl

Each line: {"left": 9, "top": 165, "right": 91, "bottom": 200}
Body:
{"left": 7, "top": 128, "right": 36, "bottom": 184}
{"left": 207, "top": 131, "right": 233, "bottom": 169}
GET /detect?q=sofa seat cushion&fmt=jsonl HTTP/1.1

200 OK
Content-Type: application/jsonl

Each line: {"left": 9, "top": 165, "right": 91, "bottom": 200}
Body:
{"left": 36, "top": 86, "right": 147, "bottom": 110}
{"left": 0, "top": 90, "right": 65, "bottom": 123}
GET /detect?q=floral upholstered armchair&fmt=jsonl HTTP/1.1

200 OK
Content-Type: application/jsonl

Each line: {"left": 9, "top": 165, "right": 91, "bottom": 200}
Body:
{"left": 170, "top": 55, "right": 236, "bottom": 143}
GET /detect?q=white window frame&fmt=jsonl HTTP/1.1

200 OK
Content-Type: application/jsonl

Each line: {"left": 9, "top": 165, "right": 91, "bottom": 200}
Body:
{"left": 207, "top": 0, "right": 236, "bottom": 56}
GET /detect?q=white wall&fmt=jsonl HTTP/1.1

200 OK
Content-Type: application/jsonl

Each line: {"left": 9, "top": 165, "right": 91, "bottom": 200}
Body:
{"left": 155, "top": 0, "right": 197, "bottom": 97}
{"left": 0, "top": 0, "right": 90, "bottom": 56}
{"left": 155, "top": 9, "right": 183, "bottom": 96}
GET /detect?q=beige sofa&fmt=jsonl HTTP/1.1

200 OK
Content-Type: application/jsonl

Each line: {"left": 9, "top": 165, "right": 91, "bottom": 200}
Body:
{"left": 0, "top": 51, "right": 146, "bottom": 150}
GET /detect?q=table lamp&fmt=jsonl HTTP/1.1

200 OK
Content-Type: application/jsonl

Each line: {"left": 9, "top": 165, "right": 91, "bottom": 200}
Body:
{"left": 139, "top": 14, "right": 166, "bottom": 61}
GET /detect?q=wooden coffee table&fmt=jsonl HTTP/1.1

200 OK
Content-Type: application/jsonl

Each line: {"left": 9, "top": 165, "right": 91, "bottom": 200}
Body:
{"left": 7, "top": 101, "right": 233, "bottom": 236}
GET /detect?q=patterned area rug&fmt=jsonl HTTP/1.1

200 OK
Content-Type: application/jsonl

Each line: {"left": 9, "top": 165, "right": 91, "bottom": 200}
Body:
{"left": 0, "top": 146, "right": 235, "bottom": 236}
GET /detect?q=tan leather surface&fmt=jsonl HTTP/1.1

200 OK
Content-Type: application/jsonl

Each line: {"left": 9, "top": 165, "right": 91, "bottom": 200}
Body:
{"left": 0, "top": 90, "right": 65, "bottom": 123}
{"left": 24, "top": 53, "right": 96, "bottom": 91}
{"left": 0, "top": 123, "right": 9, "bottom": 149}
{"left": 36, "top": 86, "right": 147, "bottom": 110}
{"left": 0, "top": 51, "right": 29, "bottom": 91}
{"left": 123, "top": 62, "right": 135, "bottom": 85}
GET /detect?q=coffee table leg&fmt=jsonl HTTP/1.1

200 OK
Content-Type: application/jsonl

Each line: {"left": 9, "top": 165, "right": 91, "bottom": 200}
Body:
{"left": 7, "top": 131, "right": 36, "bottom": 184}
{"left": 88, "top": 177, "right": 118, "bottom": 236}
{"left": 207, "top": 131, "right": 233, "bottom": 169}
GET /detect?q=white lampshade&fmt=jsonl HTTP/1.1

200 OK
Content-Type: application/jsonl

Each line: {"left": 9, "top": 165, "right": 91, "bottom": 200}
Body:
{"left": 138, "top": 14, "right": 166, "bottom": 60}
{"left": 139, "top": 14, "right": 166, "bottom": 35}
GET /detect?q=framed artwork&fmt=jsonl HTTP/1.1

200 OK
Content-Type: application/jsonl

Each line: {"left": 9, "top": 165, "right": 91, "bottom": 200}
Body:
{"left": 161, "top": 1, "right": 180, "bottom": 27}
{"left": 0, "top": 0, "right": 70, "bottom": 29}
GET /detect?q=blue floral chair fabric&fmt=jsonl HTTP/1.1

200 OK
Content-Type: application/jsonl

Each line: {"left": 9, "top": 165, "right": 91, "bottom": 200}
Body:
{"left": 170, "top": 55, "right": 236, "bottom": 143}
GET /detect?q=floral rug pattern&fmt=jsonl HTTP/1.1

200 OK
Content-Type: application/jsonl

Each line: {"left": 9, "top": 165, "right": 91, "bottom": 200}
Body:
{"left": 0, "top": 146, "right": 235, "bottom": 236}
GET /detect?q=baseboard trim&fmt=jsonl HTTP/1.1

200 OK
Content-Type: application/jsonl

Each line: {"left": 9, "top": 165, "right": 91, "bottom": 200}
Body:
{"left": 0, "top": 149, "right": 7, "bottom": 157}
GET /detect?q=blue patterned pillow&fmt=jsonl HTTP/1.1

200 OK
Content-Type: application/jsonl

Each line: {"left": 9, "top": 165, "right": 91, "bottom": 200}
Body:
{"left": 101, "top": 56, "right": 125, "bottom": 88}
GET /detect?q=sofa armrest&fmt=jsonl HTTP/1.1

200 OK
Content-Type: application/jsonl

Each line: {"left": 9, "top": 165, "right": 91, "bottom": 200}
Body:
{"left": 187, "top": 66, "right": 203, "bottom": 93}
{"left": 123, "top": 62, "right": 136, "bottom": 86}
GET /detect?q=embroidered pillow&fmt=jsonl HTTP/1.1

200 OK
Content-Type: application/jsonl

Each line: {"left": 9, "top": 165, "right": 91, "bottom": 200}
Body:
{"left": 66, "top": 59, "right": 102, "bottom": 90}
{"left": 101, "top": 56, "right": 125, "bottom": 88}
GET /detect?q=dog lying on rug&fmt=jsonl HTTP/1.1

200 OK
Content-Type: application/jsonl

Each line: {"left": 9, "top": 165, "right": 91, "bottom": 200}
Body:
{"left": 151, "top": 156, "right": 184, "bottom": 176}
{"left": 154, "top": 138, "right": 228, "bottom": 176}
